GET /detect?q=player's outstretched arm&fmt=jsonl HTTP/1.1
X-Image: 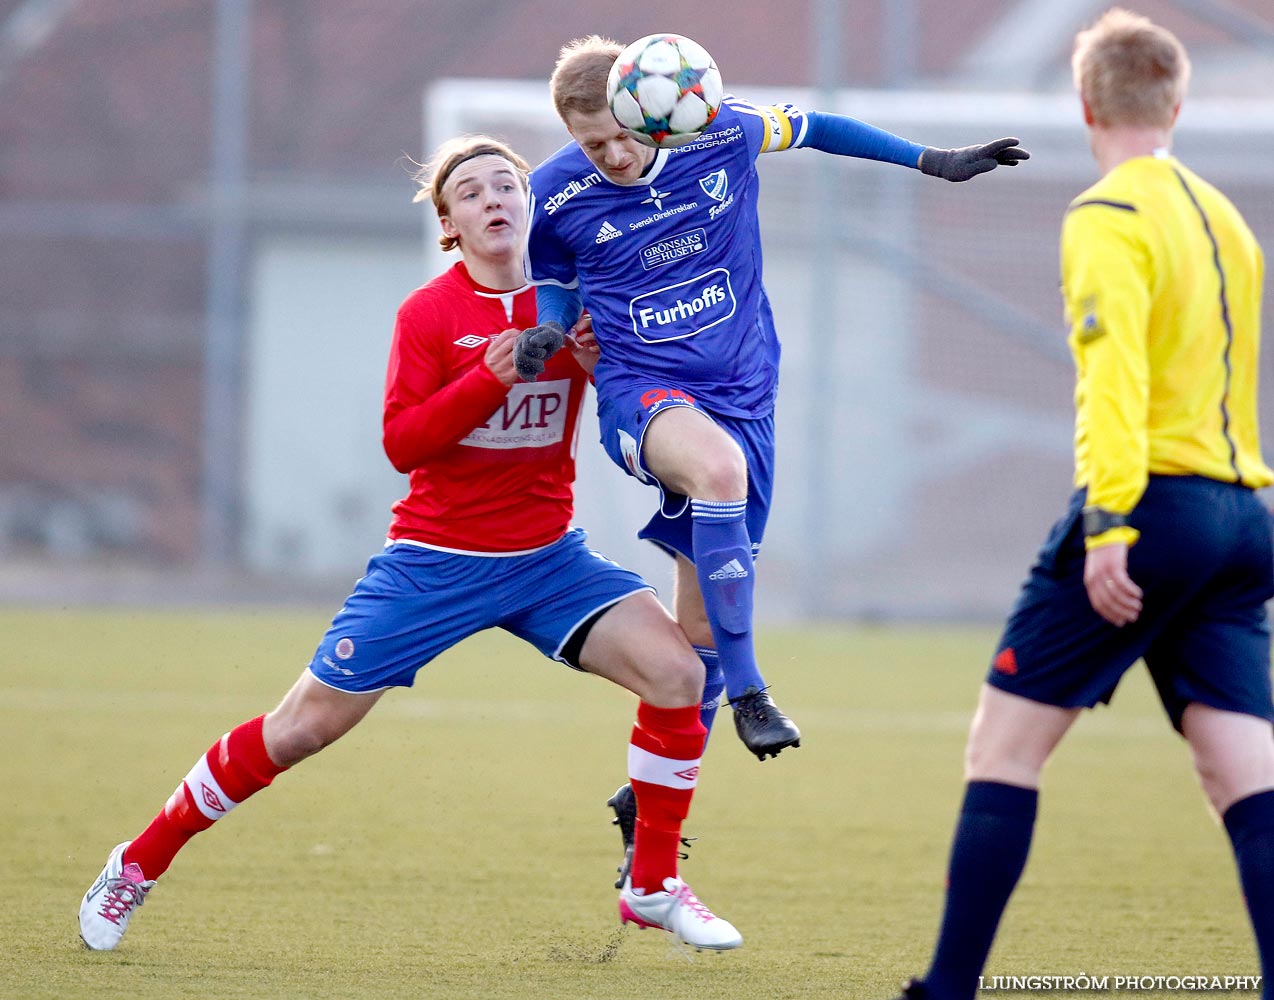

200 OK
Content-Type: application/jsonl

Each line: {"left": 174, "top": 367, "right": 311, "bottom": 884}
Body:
{"left": 918, "top": 138, "right": 1030, "bottom": 182}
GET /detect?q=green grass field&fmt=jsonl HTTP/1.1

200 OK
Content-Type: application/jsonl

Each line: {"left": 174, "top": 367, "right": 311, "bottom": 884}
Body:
{"left": 1, "top": 608, "right": 1260, "bottom": 998}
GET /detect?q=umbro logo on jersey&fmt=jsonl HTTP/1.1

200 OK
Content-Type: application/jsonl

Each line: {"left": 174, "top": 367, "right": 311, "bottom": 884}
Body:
{"left": 595, "top": 220, "right": 623, "bottom": 243}
{"left": 454, "top": 334, "right": 488, "bottom": 348}
{"left": 709, "top": 558, "right": 749, "bottom": 581}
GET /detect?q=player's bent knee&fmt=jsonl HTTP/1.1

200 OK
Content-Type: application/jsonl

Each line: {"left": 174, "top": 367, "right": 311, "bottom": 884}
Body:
{"left": 649, "top": 651, "right": 705, "bottom": 705}
{"left": 649, "top": 423, "right": 746, "bottom": 499}
{"left": 640, "top": 647, "right": 704, "bottom": 707}
{"left": 690, "top": 447, "right": 747, "bottom": 500}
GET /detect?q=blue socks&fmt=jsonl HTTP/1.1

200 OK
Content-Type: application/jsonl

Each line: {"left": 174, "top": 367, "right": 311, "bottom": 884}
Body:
{"left": 690, "top": 498, "right": 764, "bottom": 697}
{"left": 695, "top": 646, "right": 725, "bottom": 740}
{"left": 926, "top": 781, "right": 1038, "bottom": 1000}
{"left": 1224, "top": 789, "right": 1274, "bottom": 984}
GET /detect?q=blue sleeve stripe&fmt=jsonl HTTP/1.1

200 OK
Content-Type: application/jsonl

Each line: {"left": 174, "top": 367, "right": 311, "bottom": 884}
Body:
{"left": 535, "top": 282, "right": 582, "bottom": 330}
{"left": 798, "top": 110, "right": 924, "bottom": 168}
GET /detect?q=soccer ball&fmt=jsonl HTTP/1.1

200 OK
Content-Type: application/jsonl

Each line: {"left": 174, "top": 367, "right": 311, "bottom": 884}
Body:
{"left": 607, "top": 33, "right": 724, "bottom": 149}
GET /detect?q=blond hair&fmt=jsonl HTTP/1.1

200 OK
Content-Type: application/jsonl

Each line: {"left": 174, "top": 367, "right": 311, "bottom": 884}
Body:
{"left": 411, "top": 135, "right": 529, "bottom": 252}
{"left": 550, "top": 35, "right": 622, "bottom": 121}
{"left": 1072, "top": 8, "right": 1190, "bottom": 128}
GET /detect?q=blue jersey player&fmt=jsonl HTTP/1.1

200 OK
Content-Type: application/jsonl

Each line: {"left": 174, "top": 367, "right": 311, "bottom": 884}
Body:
{"left": 521, "top": 34, "right": 1027, "bottom": 888}
{"left": 517, "top": 34, "right": 1029, "bottom": 780}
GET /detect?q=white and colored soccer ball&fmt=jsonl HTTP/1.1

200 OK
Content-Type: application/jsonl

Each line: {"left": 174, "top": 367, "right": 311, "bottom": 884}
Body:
{"left": 606, "top": 33, "right": 724, "bottom": 149}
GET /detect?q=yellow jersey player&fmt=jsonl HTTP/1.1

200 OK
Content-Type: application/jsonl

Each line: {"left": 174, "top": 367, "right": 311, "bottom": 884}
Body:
{"left": 896, "top": 10, "right": 1274, "bottom": 998}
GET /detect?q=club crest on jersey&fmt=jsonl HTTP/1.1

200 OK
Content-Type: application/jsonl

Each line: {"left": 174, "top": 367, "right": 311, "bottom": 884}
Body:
{"left": 462, "top": 378, "right": 571, "bottom": 450}
{"left": 698, "top": 170, "right": 728, "bottom": 202}
{"left": 453, "top": 334, "right": 488, "bottom": 348}
{"left": 629, "top": 268, "right": 737, "bottom": 344}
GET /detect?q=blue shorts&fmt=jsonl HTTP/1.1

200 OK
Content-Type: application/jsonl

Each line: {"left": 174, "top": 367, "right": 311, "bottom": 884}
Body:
{"left": 307, "top": 529, "right": 652, "bottom": 693}
{"left": 596, "top": 378, "right": 774, "bottom": 562}
{"left": 989, "top": 476, "right": 1274, "bottom": 730}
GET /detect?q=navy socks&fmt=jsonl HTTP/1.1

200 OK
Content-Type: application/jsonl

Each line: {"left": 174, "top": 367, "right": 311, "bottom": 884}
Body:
{"left": 1224, "top": 788, "right": 1274, "bottom": 985}
{"left": 926, "top": 781, "right": 1039, "bottom": 1000}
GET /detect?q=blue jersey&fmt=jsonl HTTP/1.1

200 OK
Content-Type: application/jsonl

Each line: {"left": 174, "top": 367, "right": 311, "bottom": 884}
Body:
{"left": 525, "top": 98, "right": 811, "bottom": 418}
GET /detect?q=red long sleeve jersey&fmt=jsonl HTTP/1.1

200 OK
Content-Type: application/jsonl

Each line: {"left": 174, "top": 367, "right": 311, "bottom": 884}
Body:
{"left": 382, "top": 262, "right": 587, "bottom": 553}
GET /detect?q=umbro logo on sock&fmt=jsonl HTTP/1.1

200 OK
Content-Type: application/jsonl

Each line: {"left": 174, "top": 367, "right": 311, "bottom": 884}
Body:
{"left": 708, "top": 558, "right": 748, "bottom": 581}
{"left": 201, "top": 783, "right": 227, "bottom": 813}
{"left": 595, "top": 220, "right": 623, "bottom": 244}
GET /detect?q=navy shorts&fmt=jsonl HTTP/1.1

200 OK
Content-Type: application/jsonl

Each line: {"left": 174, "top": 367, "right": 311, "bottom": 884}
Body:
{"left": 596, "top": 378, "right": 774, "bottom": 562}
{"left": 307, "top": 529, "right": 652, "bottom": 693}
{"left": 989, "top": 476, "right": 1274, "bottom": 730}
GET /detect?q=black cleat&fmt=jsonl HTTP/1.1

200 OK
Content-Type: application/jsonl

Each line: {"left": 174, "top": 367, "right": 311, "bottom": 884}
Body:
{"left": 730, "top": 685, "right": 801, "bottom": 760}
{"left": 892, "top": 979, "right": 930, "bottom": 1000}
{"left": 607, "top": 781, "right": 696, "bottom": 887}
{"left": 607, "top": 783, "right": 637, "bottom": 889}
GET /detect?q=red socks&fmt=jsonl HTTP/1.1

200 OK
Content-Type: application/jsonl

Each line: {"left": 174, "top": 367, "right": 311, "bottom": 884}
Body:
{"left": 123, "top": 715, "right": 286, "bottom": 880}
{"left": 627, "top": 701, "right": 706, "bottom": 894}
{"left": 122, "top": 705, "right": 704, "bottom": 892}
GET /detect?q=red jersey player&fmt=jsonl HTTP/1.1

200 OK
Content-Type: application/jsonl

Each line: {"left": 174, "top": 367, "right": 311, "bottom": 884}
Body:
{"left": 77, "top": 135, "right": 741, "bottom": 954}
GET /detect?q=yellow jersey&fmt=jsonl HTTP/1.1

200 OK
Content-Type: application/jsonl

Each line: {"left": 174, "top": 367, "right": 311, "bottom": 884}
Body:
{"left": 1061, "top": 151, "right": 1270, "bottom": 547}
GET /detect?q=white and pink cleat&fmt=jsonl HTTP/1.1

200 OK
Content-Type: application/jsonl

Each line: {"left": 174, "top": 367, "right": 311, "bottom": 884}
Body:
{"left": 79, "top": 842, "right": 155, "bottom": 950}
{"left": 618, "top": 876, "right": 743, "bottom": 951}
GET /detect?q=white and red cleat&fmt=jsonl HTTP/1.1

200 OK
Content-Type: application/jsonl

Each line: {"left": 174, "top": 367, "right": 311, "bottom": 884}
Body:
{"left": 79, "top": 842, "right": 154, "bottom": 950}
{"left": 618, "top": 876, "right": 743, "bottom": 951}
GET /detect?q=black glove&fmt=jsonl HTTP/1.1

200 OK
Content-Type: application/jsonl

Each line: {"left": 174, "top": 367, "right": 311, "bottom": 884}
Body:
{"left": 919, "top": 137, "right": 1029, "bottom": 182}
{"left": 514, "top": 321, "right": 566, "bottom": 382}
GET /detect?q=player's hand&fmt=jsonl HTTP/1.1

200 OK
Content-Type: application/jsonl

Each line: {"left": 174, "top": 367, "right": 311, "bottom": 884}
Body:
{"left": 567, "top": 312, "right": 600, "bottom": 376}
{"left": 483, "top": 328, "right": 519, "bottom": 387}
{"left": 1083, "top": 542, "right": 1142, "bottom": 627}
{"left": 919, "top": 137, "right": 1029, "bottom": 182}
{"left": 514, "top": 321, "right": 566, "bottom": 382}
